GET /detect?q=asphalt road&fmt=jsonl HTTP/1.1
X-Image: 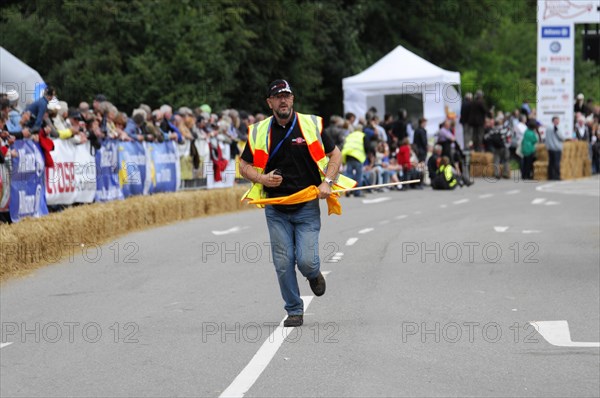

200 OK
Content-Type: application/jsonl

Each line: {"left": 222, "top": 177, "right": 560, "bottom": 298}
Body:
{"left": 1, "top": 175, "right": 599, "bottom": 397}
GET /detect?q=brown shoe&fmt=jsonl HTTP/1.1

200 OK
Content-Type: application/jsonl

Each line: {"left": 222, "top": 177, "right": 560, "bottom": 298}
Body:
{"left": 283, "top": 315, "right": 303, "bottom": 327}
{"left": 308, "top": 272, "right": 326, "bottom": 296}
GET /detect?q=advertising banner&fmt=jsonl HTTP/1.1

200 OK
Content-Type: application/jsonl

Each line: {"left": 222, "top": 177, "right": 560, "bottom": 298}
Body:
{"left": 9, "top": 140, "right": 48, "bottom": 222}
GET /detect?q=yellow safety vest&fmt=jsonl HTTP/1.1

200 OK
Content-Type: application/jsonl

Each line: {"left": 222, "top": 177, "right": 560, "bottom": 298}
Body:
{"left": 341, "top": 130, "right": 366, "bottom": 164}
{"left": 241, "top": 112, "right": 356, "bottom": 207}
{"left": 440, "top": 164, "right": 457, "bottom": 188}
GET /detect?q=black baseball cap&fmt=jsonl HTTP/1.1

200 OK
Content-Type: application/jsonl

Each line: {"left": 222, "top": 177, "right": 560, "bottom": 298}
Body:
{"left": 67, "top": 108, "right": 83, "bottom": 121}
{"left": 267, "top": 79, "right": 293, "bottom": 98}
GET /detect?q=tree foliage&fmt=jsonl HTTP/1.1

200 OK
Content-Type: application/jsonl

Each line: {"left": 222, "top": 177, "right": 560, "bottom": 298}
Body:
{"left": 1, "top": 0, "right": 596, "bottom": 118}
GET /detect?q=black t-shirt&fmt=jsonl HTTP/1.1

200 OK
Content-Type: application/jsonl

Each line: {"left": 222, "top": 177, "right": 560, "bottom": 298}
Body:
{"left": 241, "top": 113, "right": 335, "bottom": 212}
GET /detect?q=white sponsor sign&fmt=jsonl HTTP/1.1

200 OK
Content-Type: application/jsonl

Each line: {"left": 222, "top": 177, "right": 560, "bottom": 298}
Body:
{"left": 74, "top": 142, "right": 97, "bottom": 203}
{"left": 45, "top": 140, "right": 96, "bottom": 205}
{"left": 537, "top": 0, "right": 600, "bottom": 138}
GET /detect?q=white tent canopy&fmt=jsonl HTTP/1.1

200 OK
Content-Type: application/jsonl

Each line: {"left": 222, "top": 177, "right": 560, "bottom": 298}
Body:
{"left": 343, "top": 45, "right": 462, "bottom": 138}
{"left": 1, "top": 46, "right": 46, "bottom": 110}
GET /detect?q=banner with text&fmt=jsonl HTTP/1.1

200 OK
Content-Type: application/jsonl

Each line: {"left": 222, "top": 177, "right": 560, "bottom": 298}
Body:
{"left": 144, "top": 141, "right": 180, "bottom": 194}
{"left": 95, "top": 140, "right": 124, "bottom": 202}
{"left": 118, "top": 141, "right": 147, "bottom": 197}
{"left": 9, "top": 140, "right": 48, "bottom": 222}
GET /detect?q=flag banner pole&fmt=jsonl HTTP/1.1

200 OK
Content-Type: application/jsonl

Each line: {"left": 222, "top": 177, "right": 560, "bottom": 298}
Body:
{"left": 332, "top": 179, "right": 421, "bottom": 194}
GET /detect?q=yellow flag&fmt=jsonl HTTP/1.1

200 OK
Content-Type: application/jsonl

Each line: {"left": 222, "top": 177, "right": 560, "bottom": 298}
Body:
{"left": 248, "top": 185, "right": 342, "bottom": 215}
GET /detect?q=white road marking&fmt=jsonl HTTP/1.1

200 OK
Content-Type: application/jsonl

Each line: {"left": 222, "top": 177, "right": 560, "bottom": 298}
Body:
{"left": 327, "top": 252, "right": 343, "bottom": 263}
{"left": 537, "top": 180, "right": 600, "bottom": 197}
{"left": 440, "top": 204, "right": 448, "bottom": 208}
{"left": 506, "top": 190, "right": 520, "bottom": 195}
{"left": 322, "top": 271, "right": 331, "bottom": 276}
{"left": 453, "top": 199, "right": 469, "bottom": 205}
{"left": 220, "top": 296, "right": 315, "bottom": 398}
{"left": 345, "top": 238, "right": 358, "bottom": 246}
{"left": 1, "top": 342, "right": 13, "bottom": 349}
{"left": 529, "top": 320, "right": 600, "bottom": 348}
{"left": 494, "top": 226, "right": 509, "bottom": 232}
{"left": 545, "top": 201, "right": 560, "bottom": 205}
{"left": 379, "top": 220, "right": 390, "bottom": 225}
{"left": 358, "top": 228, "right": 374, "bottom": 234}
{"left": 532, "top": 198, "right": 546, "bottom": 205}
{"left": 522, "top": 230, "right": 541, "bottom": 234}
{"left": 362, "top": 197, "right": 391, "bottom": 204}
{"left": 212, "top": 226, "right": 248, "bottom": 236}
{"left": 395, "top": 215, "right": 408, "bottom": 220}
{"left": 479, "top": 194, "right": 494, "bottom": 199}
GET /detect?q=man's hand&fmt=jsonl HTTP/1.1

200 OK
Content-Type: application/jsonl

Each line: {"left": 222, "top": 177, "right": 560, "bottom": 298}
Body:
{"left": 261, "top": 169, "right": 283, "bottom": 188}
{"left": 317, "top": 181, "right": 331, "bottom": 199}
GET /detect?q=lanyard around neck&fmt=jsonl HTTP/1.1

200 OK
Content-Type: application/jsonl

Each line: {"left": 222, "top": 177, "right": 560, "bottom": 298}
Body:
{"left": 266, "top": 113, "right": 297, "bottom": 165}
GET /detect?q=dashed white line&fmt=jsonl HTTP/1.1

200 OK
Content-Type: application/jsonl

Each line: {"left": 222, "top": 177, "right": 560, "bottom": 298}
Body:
{"left": 0, "top": 342, "right": 13, "bottom": 349}
{"left": 358, "top": 228, "right": 374, "bottom": 234}
{"left": 479, "top": 194, "right": 494, "bottom": 199}
{"left": 532, "top": 198, "right": 547, "bottom": 205}
{"left": 212, "top": 226, "right": 248, "bottom": 235}
{"left": 522, "top": 230, "right": 541, "bottom": 234}
{"left": 362, "top": 197, "right": 391, "bottom": 204}
{"left": 345, "top": 238, "right": 358, "bottom": 246}
{"left": 379, "top": 220, "right": 390, "bottom": 225}
{"left": 453, "top": 199, "right": 469, "bottom": 205}
{"left": 395, "top": 215, "right": 408, "bottom": 220}
{"left": 506, "top": 190, "right": 520, "bottom": 195}
{"left": 530, "top": 320, "right": 600, "bottom": 348}
{"left": 545, "top": 201, "right": 560, "bottom": 205}
{"left": 220, "top": 296, "right": 315, "bottom": 397}
{"left": 327, "top": 252, "right": 344, "bottom": 263}
{"left": 494, "top": 226, "right": 509, "bottom": 232}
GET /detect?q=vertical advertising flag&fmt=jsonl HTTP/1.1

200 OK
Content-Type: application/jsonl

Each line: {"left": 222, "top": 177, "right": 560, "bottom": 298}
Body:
{"left": 118, "top": 141, "right": 147, "bottom": 197}
{"left": 9, "top": 140, "right": 48, "bottom": 222}
{"left": 95, "top": 140, "right": 124, "bottom": 202}
{"left": 144, "top": 141, "right": 180, "bottom": 194}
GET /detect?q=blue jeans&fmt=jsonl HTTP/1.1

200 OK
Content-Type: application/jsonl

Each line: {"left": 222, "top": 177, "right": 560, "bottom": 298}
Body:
{"left": 265, "top": 200, "right": 321, "bottom": 315}
{"left": 345, "top": 158, "right": 363, "bottom": 197}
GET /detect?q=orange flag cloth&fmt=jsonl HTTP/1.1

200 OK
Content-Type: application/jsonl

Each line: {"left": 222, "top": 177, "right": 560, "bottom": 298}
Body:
{"left": 248, "top": 185, "right": 342, "bottom": 215}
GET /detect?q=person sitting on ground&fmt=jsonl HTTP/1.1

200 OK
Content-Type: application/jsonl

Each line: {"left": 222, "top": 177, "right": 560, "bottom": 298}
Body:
{"left": 431, "top": 156, "right": 459, "bottom": 190}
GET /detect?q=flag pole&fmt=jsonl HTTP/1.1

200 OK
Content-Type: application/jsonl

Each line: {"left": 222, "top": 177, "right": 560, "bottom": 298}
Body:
{"left": 332, "top": 179, "right": 421, "bottom": 194}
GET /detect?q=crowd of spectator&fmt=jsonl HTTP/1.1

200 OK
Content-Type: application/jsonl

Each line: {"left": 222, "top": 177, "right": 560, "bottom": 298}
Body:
{"left": 0, "top": 87, "right": 260, "bottom": 187}
{"left": 1, "top": 86, "right": 599, "bottom": 204}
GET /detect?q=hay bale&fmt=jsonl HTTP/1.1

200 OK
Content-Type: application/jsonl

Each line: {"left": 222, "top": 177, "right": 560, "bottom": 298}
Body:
{"left": 1, "top": 185, "right": 251, "bottom": 282}
{"left": 583, "top": 159, "right": 592, "bottom": 177}
{"left": 535, "top": 144, "right": 548, "bottom": 162}
{"left": 469, "top": 152, "right": 494, "bottom": 178}
{"left": 534, "top": 161, "right": 548, "bottom": 181}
